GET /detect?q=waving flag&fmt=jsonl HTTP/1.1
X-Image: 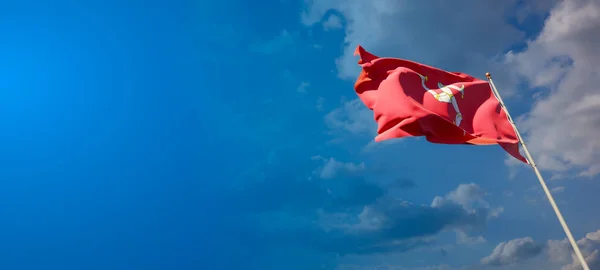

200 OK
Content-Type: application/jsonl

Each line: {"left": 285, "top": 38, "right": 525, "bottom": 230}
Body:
{"left": 353, "top": 45, "right": 527, "bottom": 163}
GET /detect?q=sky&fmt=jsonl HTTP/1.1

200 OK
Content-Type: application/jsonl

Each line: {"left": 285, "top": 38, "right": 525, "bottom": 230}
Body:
{"left": 0, "top": 0, "right": 599, "bottom": 269}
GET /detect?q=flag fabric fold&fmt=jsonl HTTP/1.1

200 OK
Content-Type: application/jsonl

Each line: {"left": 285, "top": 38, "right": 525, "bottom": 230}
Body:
{"left": 353, "top": 45, "right": 527, "bottom": 163}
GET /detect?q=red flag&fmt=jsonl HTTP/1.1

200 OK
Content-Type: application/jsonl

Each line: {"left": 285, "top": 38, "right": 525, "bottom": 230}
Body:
{"left": 353, "top": 45, "right": 527, "bottom": 163}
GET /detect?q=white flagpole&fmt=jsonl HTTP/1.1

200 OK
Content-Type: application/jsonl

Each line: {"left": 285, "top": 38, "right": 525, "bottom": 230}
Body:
{"left": 486, "top": 72, "right": 590, "bottom": 270}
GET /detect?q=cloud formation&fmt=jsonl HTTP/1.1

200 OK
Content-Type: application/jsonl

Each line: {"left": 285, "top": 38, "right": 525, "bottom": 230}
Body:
{"left": 313, "top": 156, "right": 366, "bottom": 179}
{"left": 548, "top": 230, "right": 600, "bottom": 270}
{"left": 301, "top": 0, "right": 543, "bottom": 81}
{"left": 324, "top": 98, "right": 376, "bottom": 139}
{"left": 505, "top": 0, "right": 600, "bottom": 177}
{"left": 322, "top": 13, "right": 343, "bottom": 31}
{"left": 227, "top": 154, "right": 500, "bottom": 262}
{"left": 479, "top": 229, "right": 600, "bottom": 269}
{"left": 480, "top": 237, "right": 544, "bottom": 266}
{"left": 328, "top": 183, "right": 499, "bottom": 253}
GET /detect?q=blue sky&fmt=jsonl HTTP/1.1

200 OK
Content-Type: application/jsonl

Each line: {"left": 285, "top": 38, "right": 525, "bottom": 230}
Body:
{"left": 1, "top": 0, "right": 600, "bottom": 269}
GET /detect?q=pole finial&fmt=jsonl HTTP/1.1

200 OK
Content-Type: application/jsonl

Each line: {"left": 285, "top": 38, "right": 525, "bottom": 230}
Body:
{"left": 485, "top": 72, "right": 491, "bottom": 79}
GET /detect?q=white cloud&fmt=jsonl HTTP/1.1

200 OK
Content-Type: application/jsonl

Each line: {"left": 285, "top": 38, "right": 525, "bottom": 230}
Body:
{"left": 505, "top": 0, "right": 600, "bottom": 177}
{"left": 549, "top": 230, "right": 600, "bottom": 270}
{"left": 301, "top": 0, "right": 536, "bottom": 81}
{"left": 297, "top": 81, "right": 310, "bottom": 93}
{"left": 313, "top": 156, "right": 366, "bottom": 179}
{"left": 436, "top": 183, "right": 490, "bottom": 211}
{"left": 324, "top": 98, "right": 377, "bottom": 137}
{"left": 431, "top": 183, "right": 503, "bottom": 244}
{"left": 431, "top": 183, "right": 503, "bottom": 218}
{"left": 324, "top": 98, "right": 409, "bottom": 150}
{"left": 321, "top": 183, "right": 499, "bottom": 248}
{"left": 480, "top": 237, "right": 544, "bottom": 266}
{"left": 551, "top": 186, "right": 566, "bottom": 194}
{"left": 479, "top": 229, "right": 600, "bottom": 269}
{"left": 456, "top": 230, "right": 486, "bottom": 245}
{"left": 547, "top": 238, "right": 574, "bottom": 264}
{"left": 322, "top": 13, "right": 343, "bottom": 30}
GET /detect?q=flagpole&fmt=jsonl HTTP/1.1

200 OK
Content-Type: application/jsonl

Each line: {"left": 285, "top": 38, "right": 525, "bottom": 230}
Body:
{"left": 485, "top": 73, "right": 590, "bottom": 270}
